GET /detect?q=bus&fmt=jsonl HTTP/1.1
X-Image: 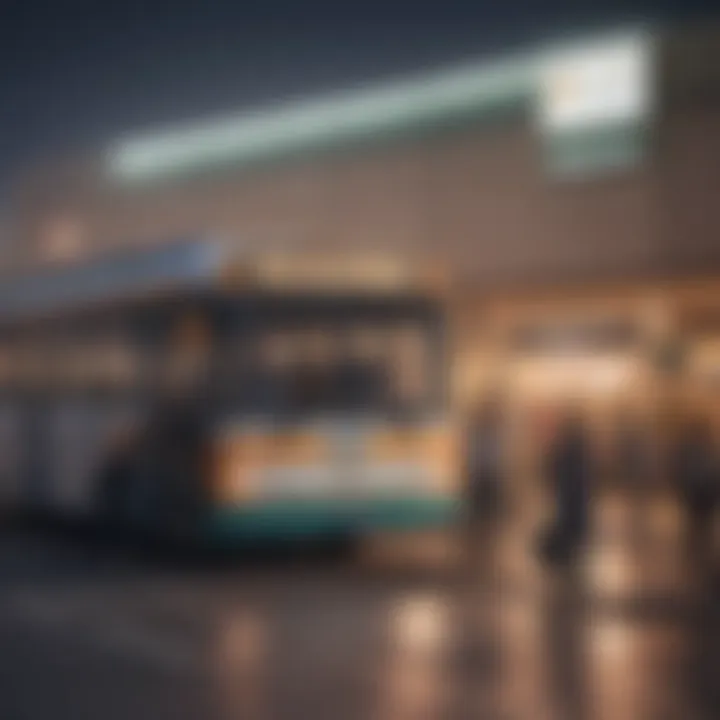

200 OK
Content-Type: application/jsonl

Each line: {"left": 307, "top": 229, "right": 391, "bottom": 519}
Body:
{"left": 0, "top": 239, "right": 461, "bottom": 546}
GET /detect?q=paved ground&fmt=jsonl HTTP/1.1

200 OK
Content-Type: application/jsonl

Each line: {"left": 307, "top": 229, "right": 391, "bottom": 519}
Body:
{"left": 0, "top": 493, "right": 717, "bottom": 720}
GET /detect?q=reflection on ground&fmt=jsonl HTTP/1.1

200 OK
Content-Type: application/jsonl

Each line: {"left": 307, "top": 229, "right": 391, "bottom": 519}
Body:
{"left": 0, "top": 490, "right": 717, "bottom": 720}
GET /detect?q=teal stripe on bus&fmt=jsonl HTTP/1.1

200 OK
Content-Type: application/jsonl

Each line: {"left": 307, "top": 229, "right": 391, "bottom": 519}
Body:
{"left": 204, "top": 496, "right": 460, "bottom": 542}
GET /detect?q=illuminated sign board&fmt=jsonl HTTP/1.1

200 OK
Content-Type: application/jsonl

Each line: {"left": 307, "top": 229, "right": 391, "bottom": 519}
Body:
{"left": 108, "top": 56, "right": 532, "bottom": 183}
{"left": 104, "top": 27, "right": 655, "bottom": 184}
{"left": 512, "top": 317, "right": 640, "bottom": 354}
{"left": 536, "top": 29, "right": 655, "bottom": 177}
{"left": 537, "top": 33, "right": 653, "bottom": 133}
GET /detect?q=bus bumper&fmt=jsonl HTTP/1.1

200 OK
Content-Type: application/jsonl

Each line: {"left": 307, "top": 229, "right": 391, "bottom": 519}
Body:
{"left": 203, "top": 495, "right": 461, "bottom": 544}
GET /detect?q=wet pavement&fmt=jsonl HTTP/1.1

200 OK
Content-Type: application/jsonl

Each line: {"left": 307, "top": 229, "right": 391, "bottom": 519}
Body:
{"left": 0, "top": 493, "right": 717, "bottom": 720}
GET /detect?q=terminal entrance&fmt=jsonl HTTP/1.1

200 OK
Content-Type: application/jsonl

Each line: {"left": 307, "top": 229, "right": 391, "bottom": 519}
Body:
{"left": 458, "top": 302, "right": 665, "bottom": 512}
{"left": 503, "top": 350, "right": 653, "bottom": 509}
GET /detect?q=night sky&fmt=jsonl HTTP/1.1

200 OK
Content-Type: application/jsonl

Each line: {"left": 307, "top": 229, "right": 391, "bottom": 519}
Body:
{"left": 0, "top": 0, "right": 714, "bottom": 191}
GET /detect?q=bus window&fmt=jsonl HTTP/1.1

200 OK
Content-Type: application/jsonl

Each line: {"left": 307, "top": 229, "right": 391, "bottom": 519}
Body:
{"left": 41, "top": 330, "right": 74, "bottom": 391}
{"left": 93, "top": 335, "right": 145, "bottom": 390}
{"left": 54, "top": 335, "right": 88, "bottom": 390}
{"left": 286, "top": 328, "right": 335, "bottom": 414}
{"left": 54, "top": 331, "right": 105, "bottom": 391}
{"left": 390, "top": 325, "right": 431, "bottom": 412}
{"left": 331, "top": 326, "right": 389, "bottom": 412}
{"left": 0, "top": 346, "right": 10, "bottom": 390}
{"left": 160, "top": 309, "right": 213, "bottom": 398}
{"left": 12, "top": 335, "right": 49, "bottom": 391}
{"left": 219, "top": 320, "right": 437, "bottom": 419}
{"left": 33, "top": 315, "right": 148, "bottom": 394}
{"left": 244, "top": 331, "right": 295, "bottom": 415}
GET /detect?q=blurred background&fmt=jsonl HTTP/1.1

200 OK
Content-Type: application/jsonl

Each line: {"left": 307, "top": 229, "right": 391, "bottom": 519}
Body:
{"left": 0, "top": 2, "right": 719, "bottom": 719}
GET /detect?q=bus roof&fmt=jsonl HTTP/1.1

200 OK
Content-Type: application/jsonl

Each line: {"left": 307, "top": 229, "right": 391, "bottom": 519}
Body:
{"left": 0, "top": 239, "right": 444, "bottom": 322}
{"left": 0, "top": 240, "right": 221, "bottom": 321}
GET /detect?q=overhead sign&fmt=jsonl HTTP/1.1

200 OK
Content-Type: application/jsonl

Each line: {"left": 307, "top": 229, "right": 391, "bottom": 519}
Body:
{"left": 536, "top": 30, "right": 655, "bottom": 177}
{"left": 537, "top": 33, "right": 653, "bottom": 133}
{"left": 108, "top": 56, "right": 532, "bottom": 183}
{"left": 104, "top": 27, "right": 654, "bottom": 185}
{"left": 512, "top": 317, "right": 640, "bottom": 354}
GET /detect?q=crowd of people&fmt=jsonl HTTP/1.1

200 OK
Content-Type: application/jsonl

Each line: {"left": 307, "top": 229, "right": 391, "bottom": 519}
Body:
{"left": 465, "top": 400, "right": 720, "bottom": 569}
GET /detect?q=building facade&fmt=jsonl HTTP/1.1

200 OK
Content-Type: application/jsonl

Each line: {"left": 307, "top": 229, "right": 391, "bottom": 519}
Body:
{"left": 6, "top": 22, "right": 720, "bottom": 477}
{"left": 6, "top": 24, "right": 720, "bottom": 279}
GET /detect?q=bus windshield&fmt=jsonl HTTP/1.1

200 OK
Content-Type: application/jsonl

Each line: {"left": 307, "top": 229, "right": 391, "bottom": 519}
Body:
{"left": 215, "top": 313, "right": 442, "bottom": 420}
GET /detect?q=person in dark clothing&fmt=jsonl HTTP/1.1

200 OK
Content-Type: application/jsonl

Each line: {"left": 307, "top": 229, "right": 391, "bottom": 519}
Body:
{"left": 466, "top": 399, "right": 505, "bottom": 523}
{"left": 461, "top": 398, "right": 505, "bottom": 571}
{"left": 539, "top": 412, "right": 592, "bottom": 566}
{"left": 674, "top": 416, "right": 718, "bottom": 566}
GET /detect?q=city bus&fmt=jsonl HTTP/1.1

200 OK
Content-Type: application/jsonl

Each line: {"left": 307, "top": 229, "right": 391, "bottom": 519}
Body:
{"left": 0, "top": 239, "right": 460, "bottom": 547}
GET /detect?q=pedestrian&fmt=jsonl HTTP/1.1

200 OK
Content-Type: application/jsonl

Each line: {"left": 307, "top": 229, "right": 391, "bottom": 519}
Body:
{"left": 674, "top": 415, "right": 718, "bottom": 566}
{"left": 538, "top": 410, "right": 592, "bottom": 567}
{"left": 465, "top": 398, "right": 505, "bottom": 524}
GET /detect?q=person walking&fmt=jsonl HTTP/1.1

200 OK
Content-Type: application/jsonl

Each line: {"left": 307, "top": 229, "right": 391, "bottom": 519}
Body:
{"left": 539, "top": 411, "right": 593, "bottom": 567}
{"left": 674, "top": 415, "right": 719, "bottom": 571}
